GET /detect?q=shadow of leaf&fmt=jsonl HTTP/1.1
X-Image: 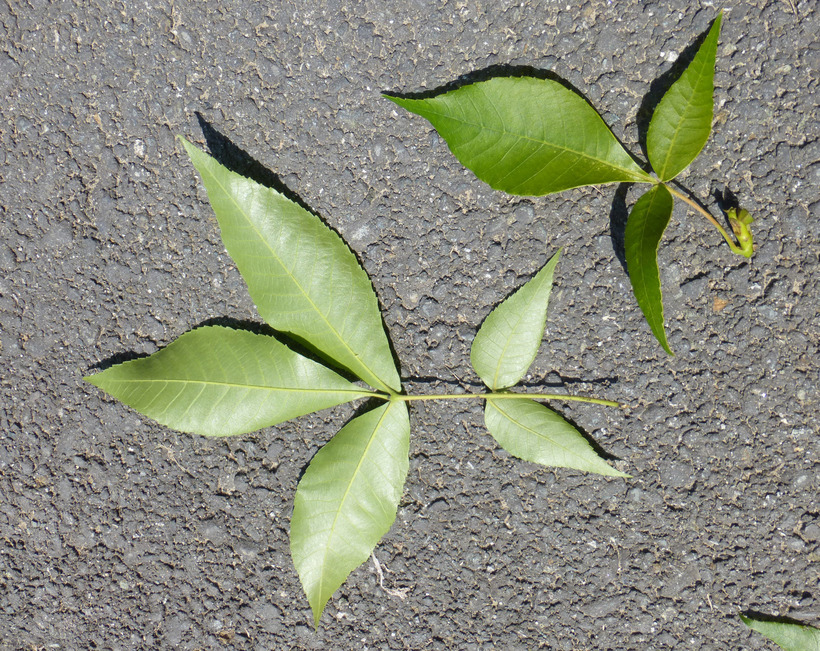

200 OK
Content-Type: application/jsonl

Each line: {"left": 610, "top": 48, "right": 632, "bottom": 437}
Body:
{"left": 609, "top": 182, "right": 633, "bottom": 273}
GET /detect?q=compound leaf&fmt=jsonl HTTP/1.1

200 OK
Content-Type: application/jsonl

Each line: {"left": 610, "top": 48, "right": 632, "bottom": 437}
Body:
{"left": 625, "top": 183, "right": 674, "bottom": 355}
{"left": 291, "top": 400, "right": 410, "bottom": 627}
{"left": 647, "top": 14, "right": 722, "bottom": 181}
{"left": 386, "top": 77, "right": 653, "bottom": 196}
{"left": 85, "top": 326, "right": 373, "bottom": 437}
{"left": 484, "top": 397, "right": 628, "bottom": 477}
{"left": 471, "top": 250, "right": 561, "bottom": 390}
{"left": 180, "top": 138, "right": 401, "bottom": 394}
{"left": 741, "top": 615, "right": 820, "bottom": 651}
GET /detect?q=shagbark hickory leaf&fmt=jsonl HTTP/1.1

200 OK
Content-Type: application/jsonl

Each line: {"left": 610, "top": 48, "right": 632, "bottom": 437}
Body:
{"left": 484, "top": 397, "right": 628, "bottom": 477}
{"left": 647, "top": 14, "right": 722, "bottom": 181}
{"left": 385, "top": 77, "right": 653, "bottom": 196}
{"left": 180, "top": 138, "right": 401, "bottom": 394}
{"left": 625, "top": 184, "right": 675, "bottom": 355}
{"left": 291, "top": 400, "right": 410, "bottom": 627}
{"left": 85, "top": 326, "right": 373, "bottom": 437}
{"left": 741, "top": 615, "right": 820, "bottom": 651}
{"left": 388, "top": 12, "right": 752, "bottom": 354}
{"left": 471, "top": 250, "right": 561, "bottom": 390}
{"left": 86, "top": 133, "right": 629, "bottom": 628}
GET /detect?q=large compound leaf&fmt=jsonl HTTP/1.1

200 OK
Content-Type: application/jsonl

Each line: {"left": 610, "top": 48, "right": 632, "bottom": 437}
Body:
{"left": 386, "top": 77, "right": 653, "bottom": 196}
{"left": 291, "top": 401, "right": 410, "bottom": 626}
{"left": 647, "top": 14, "right": 722, "bottom": 181}
{"left": 741, "top": 615, "right": 820, "bottom": 651}
{"left": 471, "top": 250, "right": 561, "bottom": 390}
{"left": 180, "top": 138, "right": 401, "bottom": 394}
{"left": 625, "top": 184, "right": 674, "bottom": 355}
{"left": 484, "top": 397, "right": 628, "bottom": 477}
{"left": 85, "top": 326, "right": 373, "bottom": 437}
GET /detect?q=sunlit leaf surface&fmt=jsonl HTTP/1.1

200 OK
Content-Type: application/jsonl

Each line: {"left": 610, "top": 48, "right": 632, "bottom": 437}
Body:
{"left": 741, "top": 614, "right": 820, "bottom": 651}
{"left": 86, "top": 326, "right": 373, "bottom": 437}
{"left": 647, "top": 14, "right": 722, "bottom": 181}
{"left": 291, "top": 401, "right": 410, "bottom": 626}
{"left": 625, "top": 184, "right": 674, "bottom": 355}
{"left": 387, "top": 77, "right": 653, "bottom": 196}
{"left": 471, "top": 250, "right": 561, "bottom": 390}
{"left": 181, "top": 138, "right": 401, "bottom": 393}
{"left": 485, "top": 397, "right": 628, "bottom": 477}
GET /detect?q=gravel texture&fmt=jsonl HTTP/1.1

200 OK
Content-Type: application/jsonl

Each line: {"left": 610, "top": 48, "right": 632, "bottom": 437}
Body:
{"left": 1, "top": 0, "right": 818, "bottom": 649}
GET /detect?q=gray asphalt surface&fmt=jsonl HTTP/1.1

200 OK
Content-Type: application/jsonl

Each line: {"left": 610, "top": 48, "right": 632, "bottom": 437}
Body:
{"left": 1, "top": 0, "right": 818, "bottom": 649}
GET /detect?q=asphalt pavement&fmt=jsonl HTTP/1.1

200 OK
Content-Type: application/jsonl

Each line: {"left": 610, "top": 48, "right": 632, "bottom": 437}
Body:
{"left": 0, "top": 0, "right": 817, "bottom": 648}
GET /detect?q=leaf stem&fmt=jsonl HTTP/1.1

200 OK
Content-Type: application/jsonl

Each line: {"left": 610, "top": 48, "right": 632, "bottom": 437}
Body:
{"left": 663, "top": 183, "right": 750, "bottom": 256}
{"left": 383, "top": 392, "right": 621, "bottom": 408}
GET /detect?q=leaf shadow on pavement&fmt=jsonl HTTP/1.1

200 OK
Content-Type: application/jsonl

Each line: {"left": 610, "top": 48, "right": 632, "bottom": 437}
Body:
{"left": 740, "top": 610, "right": 816, "bottom": 627}
{"left": 712, "top": 185, "right": 746, "bottom": 233}
{"left": 518, "top": 373, "right": 620, "bottom": 390}
{"left": 86, "top": 349, "right": 151, "bottom": 372}
{"left": 196, "top": 112, "right": 314, "bottom": 214}
{"left": 609, "top": 182, "right": 632, "bottom": 274}
{"left": 383, "top": 63, "right": 587, "bottom": 101}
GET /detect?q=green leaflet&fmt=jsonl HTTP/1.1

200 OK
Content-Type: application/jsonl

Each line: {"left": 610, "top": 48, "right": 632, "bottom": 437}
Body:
{"left": 625, "top": 184, "right": 675, "bottom": 355}
{"left": 85, "top": 326, "right": 373, "bottom": 437}
{"left": 386, "top": 12, "right": 745, "bottom": 354}
{"left": 290, "top": 401, "right": 410, "bottom": 627}
{"left": 471, "top": 249, "right": 623, "bottom": 476}
{"left": 741, "top": 615, "right": 820, "bottom": 651}
{"left": 386, "top": 77, "right": 653, "bottom": 196}
{"left": 484, "top": 398, "right": 628, "bottom": 477}
{"left": 471, "top": 250, "right": 561, "bottom": 390}
{"left": 180, "top": 138, "right": 401, "bottom": 394}
{"left": 647, "top": 14, "right": 722, "bottom": 181}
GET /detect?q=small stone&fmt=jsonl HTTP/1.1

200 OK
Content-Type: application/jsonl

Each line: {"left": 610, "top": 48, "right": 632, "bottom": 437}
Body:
{"left": 712, "top": 297, "right": 730, "bottom": 313}
{"left": 217, "top": 474, "right": 236, "bottom": 495}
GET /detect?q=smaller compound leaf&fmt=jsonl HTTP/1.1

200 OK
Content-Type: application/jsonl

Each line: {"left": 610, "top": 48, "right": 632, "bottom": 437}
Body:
{"left": 180, "top": 137, "right": 401, "bottom": 394}
{"left": 471, "top": 250, "right": 561, "bottom": 390}
{"left": 85, "top": 326, "right": 374, "bottom": 437}
{"left": 741, "top": 614, "right": 820, "bottom": 651}
{"left": 386, "top": 77, "right": 653, "bottom": 196}
{"left": 625, "top": 184, "right": 675, "bottom": 355}
{"left": 484, "top": 397, "right": 628, "bottom": 477}
{"left": 647, "top": 14, "right": 722, "bottom": 181}
{"left": 291, "top": 400, "right": 410, "bottom": 627}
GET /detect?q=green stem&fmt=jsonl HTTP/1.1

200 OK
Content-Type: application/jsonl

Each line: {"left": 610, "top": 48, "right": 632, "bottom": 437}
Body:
{"left": 381, "top": 391, "right": 621, "bottom": 408}
{"left": 664, "top": 184, "right": 749, "bottom": 256}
